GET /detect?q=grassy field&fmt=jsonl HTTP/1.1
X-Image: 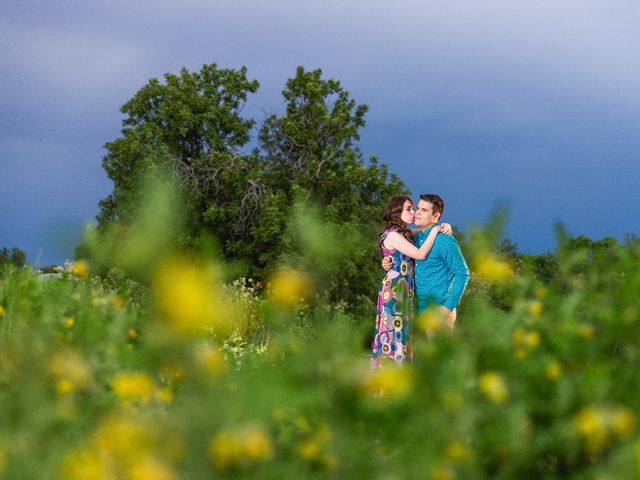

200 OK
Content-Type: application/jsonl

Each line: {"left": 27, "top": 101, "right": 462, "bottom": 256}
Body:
{"left": 1, "top": 231, "right": 640, "bottom": 479}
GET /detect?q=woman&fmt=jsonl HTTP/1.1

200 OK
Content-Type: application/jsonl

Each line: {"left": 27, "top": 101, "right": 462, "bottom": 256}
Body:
{"left": 371, "top": 195, "right": 450, "bottom": 367}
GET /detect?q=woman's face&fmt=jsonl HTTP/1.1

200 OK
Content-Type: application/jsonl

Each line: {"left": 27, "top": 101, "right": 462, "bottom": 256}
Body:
{"left": 400, "top": 200, "right": 415, "bottom": 225}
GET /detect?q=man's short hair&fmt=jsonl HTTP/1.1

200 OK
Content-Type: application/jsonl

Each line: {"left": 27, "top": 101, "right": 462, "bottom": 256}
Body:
{"left": 420, "top": 194, "right": 445, "bottom": 218}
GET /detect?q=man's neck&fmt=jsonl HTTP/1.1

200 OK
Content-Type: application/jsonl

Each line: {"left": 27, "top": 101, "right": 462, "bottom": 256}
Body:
{"left": 420, "top": 222, "right": 438, "bottom": 232}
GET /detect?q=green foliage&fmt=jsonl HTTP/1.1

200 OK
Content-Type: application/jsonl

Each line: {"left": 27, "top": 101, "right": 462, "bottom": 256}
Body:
{"left": 2, "top": 219, "right": 640, "bottom": 478}
{"left": 0, "top": 247, "right": 26, "bottom": 270}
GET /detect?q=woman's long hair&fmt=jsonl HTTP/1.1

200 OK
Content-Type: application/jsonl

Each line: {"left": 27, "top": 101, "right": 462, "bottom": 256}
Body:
{"left": 381, "top": 195, "right": 413, "bottom": 242}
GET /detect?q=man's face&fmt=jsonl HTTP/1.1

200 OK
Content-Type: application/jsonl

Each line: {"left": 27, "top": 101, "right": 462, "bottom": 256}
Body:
{"left": 414, "top": 200, "right": 440, "bottom": 228}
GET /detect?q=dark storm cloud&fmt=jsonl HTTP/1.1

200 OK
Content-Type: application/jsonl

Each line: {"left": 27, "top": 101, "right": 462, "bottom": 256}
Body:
{"left": 2, "top": 0, "right": 640, "bottom": 263}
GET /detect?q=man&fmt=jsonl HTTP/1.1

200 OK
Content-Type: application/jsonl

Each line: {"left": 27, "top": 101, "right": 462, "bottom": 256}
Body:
{"left": 383, "top": 194, "right": 469, "bottom": 328}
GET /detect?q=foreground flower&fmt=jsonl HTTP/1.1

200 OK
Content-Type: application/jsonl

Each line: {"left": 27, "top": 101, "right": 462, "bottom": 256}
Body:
{"left": 154, "top": 257, "right": 230, "bottom": 337}
{"left": 130, "top": 456, "right": 175, "bottom": 480}
{"left": 546, "top": 361, "right": 562, "bottom": 381}
{"left": 267, "top": 268, "right": 311, "bottom": 307}
{"left": 48, "top": 351, "right": 93, "bottom": 395}
{"left": 209, "top": 425, "right": 273, "bottom": 470}
{"left": 68, "top": 260, "right": 90, "bottom": 278}
{"left": 479, "top": 371, "right": 509, "bottom": 404}
{"left": 417, "top": 307, "right": 445, "bottom": 336}
{"left": 474, "top": 253, "right": 513, "bottom": 282}
{"left": 361, "top": 366, "right": 414, "bottom": 400}
{"left": 111, "top": 372, "right": 156, "bottom": 404}
{"left": 60, "top": 446, "right": 111, "bottom": 480}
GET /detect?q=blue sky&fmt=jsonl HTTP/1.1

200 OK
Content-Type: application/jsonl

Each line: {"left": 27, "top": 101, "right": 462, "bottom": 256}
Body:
{"left": 2, "top": 0, "right": 639, "bottom": 265}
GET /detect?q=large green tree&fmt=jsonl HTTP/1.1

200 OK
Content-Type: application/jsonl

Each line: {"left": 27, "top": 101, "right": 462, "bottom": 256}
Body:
{"left": 95, "top": 63, "right": 406, "bottom": 312}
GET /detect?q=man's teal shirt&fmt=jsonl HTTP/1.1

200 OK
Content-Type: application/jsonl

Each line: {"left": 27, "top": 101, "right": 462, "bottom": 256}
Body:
{"left": 413, "top": 225, "right": 470, "bottom": 311}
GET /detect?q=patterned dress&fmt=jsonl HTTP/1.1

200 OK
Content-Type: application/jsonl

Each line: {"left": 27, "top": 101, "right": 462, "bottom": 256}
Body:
{"left": 371, "top": 228, "right": 416, "bottom": 367}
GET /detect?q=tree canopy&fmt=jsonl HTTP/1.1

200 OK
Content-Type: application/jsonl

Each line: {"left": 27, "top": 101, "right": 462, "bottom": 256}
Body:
{"left": 94, "top": 63, "right": 406, "bottom": 312}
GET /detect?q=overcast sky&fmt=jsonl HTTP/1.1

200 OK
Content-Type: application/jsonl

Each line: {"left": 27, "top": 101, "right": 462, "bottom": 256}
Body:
{"left": 2, "top": 0, "right": 640, "bottom": 265}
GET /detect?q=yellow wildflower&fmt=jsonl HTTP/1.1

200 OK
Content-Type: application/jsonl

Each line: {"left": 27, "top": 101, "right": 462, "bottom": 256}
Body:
{"left": 525, "top": 331, "right": 540, "bottom": 348}
{"left": 111, "top": 295, "right": 125, "bottom": 308}
{"left": 242, "top": 426, "right": 274, "bottom": 462}
{"left": 95, "top": 416, "right": 154, "bottom": 467}
{"left": 574, "top": 406, "right": 608, "bottom": 453}
{"left": 268, "top": 267, "right": 311, "bottom": 307}
{"left": 65, "top": 317, "right": 74, "bottom": 328}
{"left": 479, "top": 371, "right": 509, "bottom": 404}
{"left": 0, "top": 305, "right": 4, "bottom": 317}
{"left": 111, "top": 372, "right": 155, "bottom": 404}
{"left": 298, "top": 438, "right": 321, "bottom": 460}
{"left": 127, "top": 328, "right": 138, "bottom": 341}
{"left": 576, "top": 323, "right": 595, "bottom": 339}
{"left": 361, "top": 366, "right": 414, "bottom": 400}
{"left": 49, "top": 351, "right": 92, "bottom": 394}
{"left": 528, "top": 300, "right": 543, "bottom": 317}
{"left": 209, "top": 430, "right": 242, "bottom": 470}
{"left": 534, "top": 286, "right": 547, "bottom": 299}
{"left": 154, "top": 257, "right": 230, "bottom": 337}
{"left": 209, "top": 425, "right": 273, "bottom": 470}
{"left": 196, "top": 343, "right": 226, "bottom": 376}
{"left": 546, "top": 361, "right": 562, "bottom": 381}
{"left": 611, "top": 407, "right": 636, "bottom": 437}
{"left": 130, "top": 457, "right": 175, "bottom": 480}
{"left": 474, "top": 253, "right": 513, "bottom": 282}
{"left": 69, "top": 260, "right": 90, "bottom": 278}
{"left": 431, "top": 465, "right": 456, "bottom": 480}
{"left": 446, "top": 441, "right": 473, "bottom": 463}
{"left": 59, "top": 446, "right": 111, "bottom": 480}
{"left": 514, "top": 348, "right": 527, "bottom": 359}
{"left": 418, "top": 307, "right": 445, "bottom": 336}
{"left": 155, "top": 387, "right": 174, "bottom": 405}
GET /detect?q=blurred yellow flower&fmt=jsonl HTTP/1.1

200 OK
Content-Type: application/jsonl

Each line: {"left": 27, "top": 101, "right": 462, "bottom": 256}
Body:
{"left": 95, "top": 416, "right": 154, "bottom": 466}
{"left": 267, "top": 267, "right": 311, "bottom": 307}
{"left": 111, "top": 372, "right": 156, "bottom": 404}
{"left": 418, "top": 308, "right": 444, "bottom": 336}
{"left": 0, "top": 305, "right": 4, "bottom": 317}
{"left": 209, "top": 425, "right": 273, "bottom": 470}
{"left": 431, "top": 465, "right": 456, "bottom": 480}
{"left": 64, "top": 317, "right": 74, "bottom": 328}
{"left": 69, "top": 260, "right": 90, "bottom": 278}
{"left": 130, "top": 456, "right": 175, "bottom": 480}
{"left": 576, "top": 323, "right": 595, "bottom": 339}
{"left": 59, "top": 446, "right": 111, "bottom": 480}
{"left": 534, "top": 286, "right": 547, "bottom": 299}
{"left": 446, "top": 441, "right": 473, "bottom": 463}
{"left": 196, "top": 343, "right": 226, "bottom": 376}
{"left": 474, "top": 253, "right": 513, "bottom": 282}
{"left": 479, "top": 371, "right": 509, "bottom": 404}
{"left": 127, "top": 328, "right": 138, "bottom": 341}
{"left": 155, "top": 387, "right": 174, "bottom": 405}
{"left": 242, "top": 426, "right": 274, "bottom": 462}
{"left": 49, "top": 351, "right": 93, "bottom": 395}
{"left": 154, "top": 257, "right": 230, "bottom": 337}
{"left": 525, "top": 331, "right": 540, "bottom": 348}
{"left": 111, "top": 295, "right": 125, "bottom": 308}
{"left": 611, "top": 407, "right": 636, "bottom": 437}
{"left": 528, "top": 300, "right": 543, "bottom": 317}
{"left": 361, "top": 366, "right": 414, "bottom": 400}
{"left": 546, "top": 361, "right": 562, "bottom": 381}
{"left": 574, "top": 406, "right": 608, "bottom": 453}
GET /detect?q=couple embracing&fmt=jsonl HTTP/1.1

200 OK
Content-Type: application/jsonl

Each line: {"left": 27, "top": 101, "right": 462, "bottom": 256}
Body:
{"left": 371, "top": 194, "right": 470, "bottom": 367}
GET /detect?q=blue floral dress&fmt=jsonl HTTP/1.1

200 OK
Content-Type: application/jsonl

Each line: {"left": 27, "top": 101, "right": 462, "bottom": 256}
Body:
{"left": 371, "top": 228, "right": 416, "bottom": 367}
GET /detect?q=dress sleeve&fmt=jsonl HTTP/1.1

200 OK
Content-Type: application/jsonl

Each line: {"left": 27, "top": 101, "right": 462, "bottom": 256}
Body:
{"left": 443, "top": 239, "right": 470, "bottom": 310}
